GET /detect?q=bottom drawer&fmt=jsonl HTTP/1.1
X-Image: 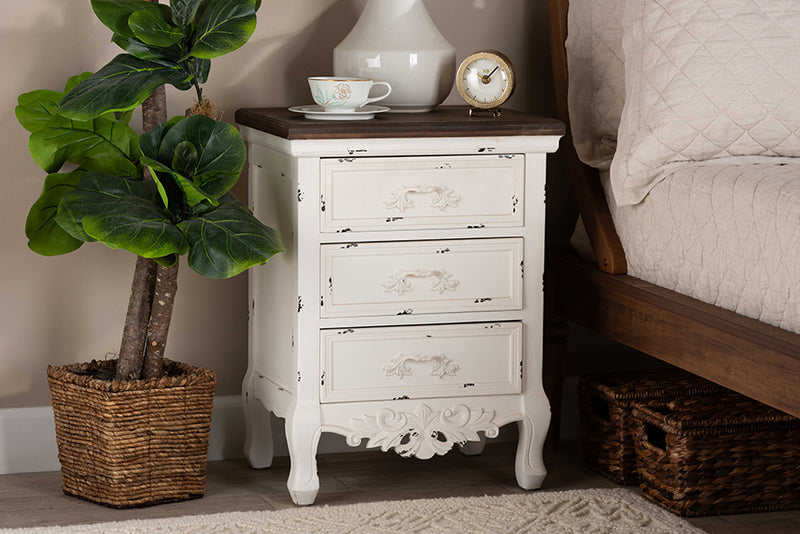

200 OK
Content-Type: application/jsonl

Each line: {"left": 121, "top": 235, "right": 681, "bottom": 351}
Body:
{"left": 320, "top": 322, "right": 522, "bottom": 403}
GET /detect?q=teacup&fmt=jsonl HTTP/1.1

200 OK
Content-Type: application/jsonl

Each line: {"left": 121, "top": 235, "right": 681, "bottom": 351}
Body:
{"left": 308, "top": 77, "right": 392, "bottom": 112}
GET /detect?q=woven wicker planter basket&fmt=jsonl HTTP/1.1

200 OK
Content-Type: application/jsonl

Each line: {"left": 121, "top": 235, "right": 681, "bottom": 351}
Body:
{"left": 47, "top": 359, "right": 216, "bottom": 508}
{"left": 632, "top": 392, "right": 800, "bottom": 517}
{"left": 579, "top": 369, "right": 725, "bottom": 485}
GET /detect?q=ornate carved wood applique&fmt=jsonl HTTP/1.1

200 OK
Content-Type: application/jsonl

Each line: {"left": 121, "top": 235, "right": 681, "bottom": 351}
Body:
{"left": 347, "top": 403, "right": 499, "bottom": 459}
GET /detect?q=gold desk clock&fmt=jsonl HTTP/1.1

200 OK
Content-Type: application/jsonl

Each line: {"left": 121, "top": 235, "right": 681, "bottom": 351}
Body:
{"left": 456, "top": 50, "right": 516, "bottom": 117}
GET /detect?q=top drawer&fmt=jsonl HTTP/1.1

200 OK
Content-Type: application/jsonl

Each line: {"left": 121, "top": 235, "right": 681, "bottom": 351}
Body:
{"left": 320, "top": 155, "right": 524, "bottom": 232}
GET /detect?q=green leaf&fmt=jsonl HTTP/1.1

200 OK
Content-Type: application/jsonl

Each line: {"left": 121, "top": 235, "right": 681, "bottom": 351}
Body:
{"left": 141, "top": 156, "right": 215, "bottom": 206}
{"left": 29, "top": 114, "right": 140, "bottom": 176}
{"left": 140, "top": 115, "right": 246, "bottom": 204}
{"left": 152, "top": 165, "right": 196, "bottom": 219}
{"left": 185, "top": 56, "right": 211, "bottom": 85}
{"left": 72, "top": 171, "right": 160, "bottom": 204}
{"left": 171, "top": 0, "right": 203, "bottom": 26}
{"left": 171, "top": 140, "right": 198, "bottom": 178}
{"left": 81, "top": 194, "right": 188, "bottom": 258}
{"left": 58, "top": 54, "right": 192, "bottom": 120}
{"left": 140, "top": 118, "right": 215, "bottom": 206}
{"left": 178, "top": 193, "right": 283, "bottom": 279}
{"left": 144, "top": 164, "right": 171, "bottom": 209}
{"left": 16, "top": 73, "right": 97, "bottom": 133}
{"left": 91, "top": 0, "right": 169, "bottom": 39}
{"left": 153, "top": 254, "right": 179, "bottom": 267}
{"left": 190, "top": 0, "right": 258, "bottom": 59}
{"left": 64, "top": 72, "right": 94, "bottom": 93}
{"left": 128, "top": 8, "right": 183, "bottom": 48}
{"left": 117, "top": 108, "right": 135, "bottom": 124}
{"left": 25, "top": 171, "right": 86, "bottom": 255}
{"left": 112, "top": 34, "right": 180, "bottom": 62}
{"left": 138, "top": 114, "right": 182, "bottom": 156}
{"left": 56, "top": 172, "right": 158, "bottom": 239}
{"left": 15, "top": 90, "right": 63, "bottom": 133}
{"left": 161, "top": 115, "right": 246, "bottom": 197}
{"left": 54, "top": 172, "right": 136, "bottom": 242}
{"left": 138, "top": 116, "right": 191, "bottom": 208}
{"left": 57, "top": 172, "right": 187, "bottom": 258}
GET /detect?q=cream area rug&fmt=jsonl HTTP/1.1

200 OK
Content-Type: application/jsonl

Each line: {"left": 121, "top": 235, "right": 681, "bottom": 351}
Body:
{"left": 4, "top": 489, "right": 702, "bottom": 534}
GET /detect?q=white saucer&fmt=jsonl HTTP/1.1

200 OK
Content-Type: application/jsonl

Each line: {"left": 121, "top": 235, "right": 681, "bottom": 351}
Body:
{"left": 288, "top": 104, "right": 390, "bottom": 121}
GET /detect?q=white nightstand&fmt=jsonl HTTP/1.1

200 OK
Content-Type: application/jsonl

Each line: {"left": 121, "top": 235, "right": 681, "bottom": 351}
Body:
{"left": 235, "top": 106, "right": 564, "bottom": 505}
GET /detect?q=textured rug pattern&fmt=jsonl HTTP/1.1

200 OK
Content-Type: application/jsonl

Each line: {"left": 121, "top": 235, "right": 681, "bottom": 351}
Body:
{"left": 4, "top": 489, "right": 703, "bottom": 533}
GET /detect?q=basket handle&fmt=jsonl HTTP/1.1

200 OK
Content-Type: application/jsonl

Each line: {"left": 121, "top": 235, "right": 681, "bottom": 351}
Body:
{"left": 641, "top": 422, "right": 668, "bottom": 456}
{"left": 590, "top": 395, "right": 611, "bottom": 423}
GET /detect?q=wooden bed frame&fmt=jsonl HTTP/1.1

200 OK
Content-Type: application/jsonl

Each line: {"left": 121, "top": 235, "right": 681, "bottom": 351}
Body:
{"left": 544, "top": 0, "right": 800, "bottom": 421}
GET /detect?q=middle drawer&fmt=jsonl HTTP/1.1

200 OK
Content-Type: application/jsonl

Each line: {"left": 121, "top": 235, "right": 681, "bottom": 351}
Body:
{"left": 320, "top": 238, "right": 523, "bottom": 318}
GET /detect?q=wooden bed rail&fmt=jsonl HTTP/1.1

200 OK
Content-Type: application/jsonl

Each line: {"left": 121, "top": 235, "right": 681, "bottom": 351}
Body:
{"left": 548, "top": 251, "right": 800, "bottom": 418}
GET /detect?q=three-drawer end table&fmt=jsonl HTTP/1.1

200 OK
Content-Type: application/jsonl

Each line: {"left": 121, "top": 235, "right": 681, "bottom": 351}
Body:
{"left": 234, "top": 106, "right": 564, "bottom": 505}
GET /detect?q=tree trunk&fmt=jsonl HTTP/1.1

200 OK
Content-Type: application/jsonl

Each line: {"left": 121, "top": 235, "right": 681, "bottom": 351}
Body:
{"left": 116, "top": 256, "right": 158, "bottom": 379}
{"left": 142, "top": 82, "right": 167, "bottom": 133}
{"left": 143, "top": 263, "right": 179, "bottom": 379}
{"left": 114, "top": 82, "right": 167, "bottom": 380}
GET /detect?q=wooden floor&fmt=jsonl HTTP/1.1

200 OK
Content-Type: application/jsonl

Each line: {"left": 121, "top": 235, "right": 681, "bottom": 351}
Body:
{"left": 1, "top": 440, "right": 798, "bottom": 532}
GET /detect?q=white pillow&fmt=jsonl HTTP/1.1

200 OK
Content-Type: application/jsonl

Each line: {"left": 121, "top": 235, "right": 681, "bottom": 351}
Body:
{"left": 565, "top": 0, "right": 626, "bottom": 170}
{"left": 611, "top": 0, "right": 800, "bottom": 205}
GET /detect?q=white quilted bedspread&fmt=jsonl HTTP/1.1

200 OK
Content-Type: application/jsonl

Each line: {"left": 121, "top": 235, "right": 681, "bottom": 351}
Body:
{"left": 565, "top": 0, "right": 626, "bottom": 169}
{"left": 600, "top": 159, "right": 800, "bottom": 333}
{"left": 611, "top": 0, "right": 800, "bottom": 205}
{"left": 565, "top": 0, "right": 800, "bottom": 333}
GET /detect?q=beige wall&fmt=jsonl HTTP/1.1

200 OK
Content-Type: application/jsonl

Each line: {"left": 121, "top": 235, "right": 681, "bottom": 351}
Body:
{"left": 1, "top": 0, "right": 555, "bottom": 408}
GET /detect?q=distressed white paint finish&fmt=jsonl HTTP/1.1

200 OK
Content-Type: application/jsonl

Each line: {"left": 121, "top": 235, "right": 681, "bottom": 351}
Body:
{"left": 250, "top": 134, "right": 560, "bottom": 159}
{"left": 320, "top": 238, "right": 523, "bottom": 318}
{"left": 240, "top": 125, "right": 558, "bottom": 506}
{"left": 320, "top": 155, "right": 524, "bottom": 232}
{"left": 320, "top": 322, "right": 522, "bottom": 403}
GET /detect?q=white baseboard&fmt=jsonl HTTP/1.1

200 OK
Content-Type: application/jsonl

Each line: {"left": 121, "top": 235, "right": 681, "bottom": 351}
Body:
{"left": 0, "top": 406, "right": 60, "bottom": 474}
{"left": 0, "top": 396, "right": 250, "bottom": 475}
{"left": 1, "top": 395, "right": 520, "bottom": 475}
{"left": 207, "top": 395, "right": 247, "bottom": 462}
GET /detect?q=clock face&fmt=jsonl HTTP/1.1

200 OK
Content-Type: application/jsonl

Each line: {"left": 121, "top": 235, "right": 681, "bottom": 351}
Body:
{"left": 456, "top": 52, "right": 515, "bottom": 109}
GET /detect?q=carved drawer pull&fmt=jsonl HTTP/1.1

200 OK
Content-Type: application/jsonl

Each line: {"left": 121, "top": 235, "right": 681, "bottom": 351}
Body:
{"left": 382, "top": 269, "right": 459, "bottom": 295}
{"left": 384, "top": 185, "right": 461, "bottom": 211}
{"left": 382, "top": 353, "right": 460, "bottom": 379}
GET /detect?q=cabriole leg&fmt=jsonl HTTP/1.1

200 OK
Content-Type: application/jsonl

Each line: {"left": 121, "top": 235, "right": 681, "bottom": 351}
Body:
{"left": 515, "top": 408, "right": 550, "bottom": 489}
{"left": 285, "top": 405, "right": 322, "bottom": 505}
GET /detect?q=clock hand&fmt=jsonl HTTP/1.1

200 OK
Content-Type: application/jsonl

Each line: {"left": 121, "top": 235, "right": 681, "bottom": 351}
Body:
{"left": 481, "top": 66, "right": 499, "bottom": 84}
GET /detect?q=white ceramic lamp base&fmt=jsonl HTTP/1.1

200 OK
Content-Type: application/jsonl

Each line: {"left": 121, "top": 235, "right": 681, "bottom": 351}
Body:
{"left": 333, "top": 0, "right": 455, "bottom": 113}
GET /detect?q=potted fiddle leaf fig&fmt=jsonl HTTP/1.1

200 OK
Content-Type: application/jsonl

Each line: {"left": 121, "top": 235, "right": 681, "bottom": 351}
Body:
{"left": 16, "top": 0, "right": 282, "bottom": 508}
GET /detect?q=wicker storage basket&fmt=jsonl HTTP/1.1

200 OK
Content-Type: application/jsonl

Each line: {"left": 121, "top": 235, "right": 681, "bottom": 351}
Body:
{"left": 47, "top": 359, "right": 216, "bottom": 508}
{"left": 632, "top": 392, "right": 800, "bottom": 516}
{"left": 579, "top": 369, "right": 725, "bottom": 484}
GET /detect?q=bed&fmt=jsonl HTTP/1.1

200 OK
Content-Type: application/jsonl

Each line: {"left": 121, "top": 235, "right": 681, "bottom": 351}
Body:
{"left": 545, "top": 0, "right": 800, "bottom": 423}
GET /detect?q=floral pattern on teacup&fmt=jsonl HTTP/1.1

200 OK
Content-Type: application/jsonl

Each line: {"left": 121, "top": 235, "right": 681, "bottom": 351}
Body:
{"left": 314, "top": 83, "right": 352, "bottom": 107}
